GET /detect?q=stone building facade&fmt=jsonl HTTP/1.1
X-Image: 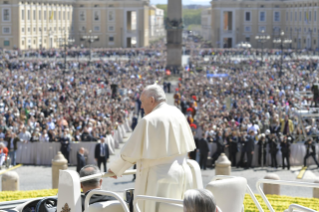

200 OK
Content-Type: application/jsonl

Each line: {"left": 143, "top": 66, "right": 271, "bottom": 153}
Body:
{"left": 0, "top": 0, "right": 150, "bottom": 49}
{"left": 210, "top": 0, "right": 319, "bottom": 49}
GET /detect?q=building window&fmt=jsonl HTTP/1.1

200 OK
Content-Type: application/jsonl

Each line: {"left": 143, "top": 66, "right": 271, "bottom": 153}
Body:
{"left": 54, "top": 11, "right": 56, "bottom": 20}
{"left": 22, "top": 27, "right": 24, "bottom": 32}
{"left": 27, "top": 10, "right": 30, "bottom": 20}
{"left": 245, "top": 12, "right": 251, "bottom": 21}
{"left": 3, "top": 41, "right": 9, "bottom": 46}
{"left": 286, "top": 12, "right": 288, "bottom": 21}
{"left": 259, "top": 26, "right": 266, "bottom": 32}
{"left": 109, "top": 36, "right": 114, "bottom": 42}
{"left": 28, "top": 27, "right": 30, "bottom": 32}
{"left": 295, "top": 11, "right": 297, "bottom": 21}
{"left": 315, "top": 11, "right": 317, "bottom": 22}
{"left": 63, "top": 11, "right": 65, "bottom": 20}
{"left": 44, "top": 27, "right": 46, "bottom": 31}
{"left": 290, "top": 11, "right": 292, "bottom": 21}
{"left": 300, "top": 11, "right": 301, "bottom": 21}
{"left": 3, "top": 27, "right": 10, "bottom": 34}
{"left": 68, "top": 11, "right": 70, "bottom": 20}
{"left": 21, "top": 10, "right": 24, "bottom": 20}
{"left": 259, "top": 11, "right": 266, "bottom": 22}
{"left": 245, "top": 37, "right": 250, "bottom": 42}
{"left": 315, "top": 40, "right": 317, "bottom": 45}
{"left": 94, "top": 26, "right": 100, "bottom": 31}
{"left": 59, "top": 11, "right": 61, "bottom": 20}
{"left": 39, "top": 11, "right": 41, "bottom": 20}
{"left": 33, "top": 10, "right": 36, "bottom": 20}
{"left": 274, "top": 11, "right": 280, "bottom": 22}
{"left": 244, "top": 26, "right": 251, "bottom": 32}
{"left": 3, "top": 9, "right": 9, "bottom": 21}
{"left": 39, "top": 27, "right": 41, "bottom": 32}
{"left": 22, "top": 40, "right": 24, "bottom": 45}
{"left": 80, "top": 11, "right": 85, "bottom": 21}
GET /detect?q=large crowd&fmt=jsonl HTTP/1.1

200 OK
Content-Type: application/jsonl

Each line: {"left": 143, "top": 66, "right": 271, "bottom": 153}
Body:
{"left": 0, "top": 38, "right": 318, "bottom": 171}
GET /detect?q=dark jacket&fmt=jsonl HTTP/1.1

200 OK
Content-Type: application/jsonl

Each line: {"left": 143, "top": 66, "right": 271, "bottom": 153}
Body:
{"left": 198, "top": 138, "right": 209, "bottom": 154}
{"left": 245, "top": 135, "right": 255, "bottom": 152}
{"left": 269, "top": 136, "right": 278, "bottom": 154}
{"left": 227, "top": 136, "right": 238, "bottom": 152}
{"left": 81, "top": 190, "right": 116, "bottom": 212}
{"left": 214, "top": 136, "right": 225, "bottom": 152}
{"left": 280, "top": 141, "right": 291, "bottom": 154}
{"left": 305, "top": 141, "right": 316, "bottom": 155}
{"left": 94, "top": 143, "right": 109, "bottom": 159}
{"left": 5, "top": 137, "right": 19, "bottom": 151}
{"left": 81, "top": 132, "right": 94, "bottom": 142}
{"left": 60, "top": 137, "right": 70, "bottom": 152}
{"left": 77, "top": 152, "right": 86, "bottom": 173}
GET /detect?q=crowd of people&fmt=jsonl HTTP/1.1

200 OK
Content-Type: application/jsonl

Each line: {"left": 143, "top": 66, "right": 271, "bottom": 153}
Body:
{"left": 173, "top": 47, "right": 319, "bottom": 170}
{"left": 0, "top": 37, "right": 318, "bottom": 172}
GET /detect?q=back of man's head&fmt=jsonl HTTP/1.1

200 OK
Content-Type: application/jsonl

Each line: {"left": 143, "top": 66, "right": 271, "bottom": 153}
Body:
{"left": 80, "top": 165, "right": 102, "bottom": 192}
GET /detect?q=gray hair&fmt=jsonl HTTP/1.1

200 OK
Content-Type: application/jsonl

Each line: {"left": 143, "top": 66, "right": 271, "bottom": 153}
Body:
{"left": 79, "top": 165, "right": 101, "bottom": 188}
{"left": 0, "top": 142, "right": 5, "bottom": 148}
{"left": 143, "top": 84, "right": 166, "bottom": 103}
{"left": 183, "top": 189, "right": 216, "bottom": 212}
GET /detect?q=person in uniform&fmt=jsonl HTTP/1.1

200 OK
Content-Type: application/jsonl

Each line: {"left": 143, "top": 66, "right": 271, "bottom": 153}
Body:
{"left": 198, "top": 134, "right": 209, "bottom": 170}
{"left": 304, "top": 138, "right": 319, "bottom": 168}
{"left": 108, "top": 84, "right": 196, "bottom": 212}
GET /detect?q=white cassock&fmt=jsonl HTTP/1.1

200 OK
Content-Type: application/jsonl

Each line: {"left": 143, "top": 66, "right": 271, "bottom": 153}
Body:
{"left": 109, "top": 102, "right": 196, "bottom": 212}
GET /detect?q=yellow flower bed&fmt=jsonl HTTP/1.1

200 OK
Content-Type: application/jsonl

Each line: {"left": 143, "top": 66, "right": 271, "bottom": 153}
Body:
{"left": 0, "top": 190, "right": 318, "bottom": 212}
{"left": 244, "top": 194, "right": 319, "bottom": 212}
{"left": 0, "top": 189, "right": 58, "bottom": 202}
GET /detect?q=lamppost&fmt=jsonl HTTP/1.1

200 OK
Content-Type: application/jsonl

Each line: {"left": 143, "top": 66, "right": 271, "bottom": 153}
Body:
{"left": 273, "top": 30, "right": 292, "bottom": 77}
{"left": 59, "top": 31, "right": 75, "bottom": 74}
{"left": 255, "top": 30, "right": 270, "bottom": 67}
{"left": 81, "top": 30, "right": 98, "bottom": 65}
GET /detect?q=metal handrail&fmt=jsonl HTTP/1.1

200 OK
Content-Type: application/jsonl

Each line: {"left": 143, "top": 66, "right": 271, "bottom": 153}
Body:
{"left": 288, "top": 204, "right": 317, "bottom": 212}
{"left": 135, "top": 195, "right": 183, "bottom": 212}
{"left": 84, "top": 190, "right": 130, "bottom": 212}
{"left": 211, "top": 175, "right": 264, "bottom": 212}
{"left": 256, "top": 179, "right": 319, "bottom": 212}
{"left": 80, "top": 170, "right": 137, "bottom": 182}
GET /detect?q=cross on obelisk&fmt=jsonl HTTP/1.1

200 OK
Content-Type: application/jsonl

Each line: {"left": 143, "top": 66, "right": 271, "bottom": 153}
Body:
{"left": 166, "top": 0, "right": 183, "bottom": 71}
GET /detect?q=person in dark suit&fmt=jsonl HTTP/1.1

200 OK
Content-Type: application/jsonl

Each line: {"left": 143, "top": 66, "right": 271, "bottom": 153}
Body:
{"left": 212, "top": 131, "right": 224, "bottom": 166}
{"left": 237, "top": 130, "right": 255, "bottom": 169}
{"left": 227, "top": 131, "right": 238, "bottom": 167}
{"left": 269, "top": 133, "right": 278, "bottom": 168}
{"left": 304, "top": 138, "right": 319, "bottom": 168}
{"left": 131, "top": 114, "right": 138, "bottom": 131}
{"left": 60, "top": 132, "right": 71, "bottom": 163}
{"left": 80, "top": 165, "right": 116, "bottom": 212}
{"left": 198, "top": 136, "right": 209, "bottom": 170}
{"left": 281, "top": 136, "right": 291, "bottom": 170}
{"left": 77, "top": 147, "right": 86, "bottom": 173}
{"left": 5, "top": 131, "right": 20, "bottom": 166}
{"left": 94, "top": 138, "right": 109, "bottom": 172}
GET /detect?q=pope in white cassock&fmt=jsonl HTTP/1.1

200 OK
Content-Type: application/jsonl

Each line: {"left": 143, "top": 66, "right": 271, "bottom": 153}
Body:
{"left": 109, "top": 84, "right": 196, "bottom": 212}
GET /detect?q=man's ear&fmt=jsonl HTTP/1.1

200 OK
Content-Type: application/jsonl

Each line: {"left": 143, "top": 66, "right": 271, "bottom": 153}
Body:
{"left": 99, "top": 179, "right": 103, "bottom": 186}
{"left": 80, "top": 183, "right": 83, "bottom": 189}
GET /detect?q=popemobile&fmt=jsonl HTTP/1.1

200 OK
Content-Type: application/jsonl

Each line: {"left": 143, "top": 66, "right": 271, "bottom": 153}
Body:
{"left": 0, "top": 165, "right": 318, "bottom": 212}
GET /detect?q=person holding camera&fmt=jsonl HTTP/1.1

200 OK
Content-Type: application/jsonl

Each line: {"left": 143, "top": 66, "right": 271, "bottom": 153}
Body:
{"left": 303, "top": 138, "right": 319, "bottom": 168}
{"left": 280, "top": 136, "right": 291, "bottom": 170}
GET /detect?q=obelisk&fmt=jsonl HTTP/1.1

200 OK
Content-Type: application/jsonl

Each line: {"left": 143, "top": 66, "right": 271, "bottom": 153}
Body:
{"left": 166, "top": 0, "right": 183, "bottom": 70}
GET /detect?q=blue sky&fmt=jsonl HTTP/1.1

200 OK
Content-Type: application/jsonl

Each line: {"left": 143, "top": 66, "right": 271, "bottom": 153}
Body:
{"left": 151, "top": 0, "right": 210, "bottom": 5}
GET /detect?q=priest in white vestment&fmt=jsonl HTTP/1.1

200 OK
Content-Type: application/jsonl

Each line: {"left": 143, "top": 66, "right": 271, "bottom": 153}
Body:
{"left": 109, "top": 84, "right": 196, "bottom": 212}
